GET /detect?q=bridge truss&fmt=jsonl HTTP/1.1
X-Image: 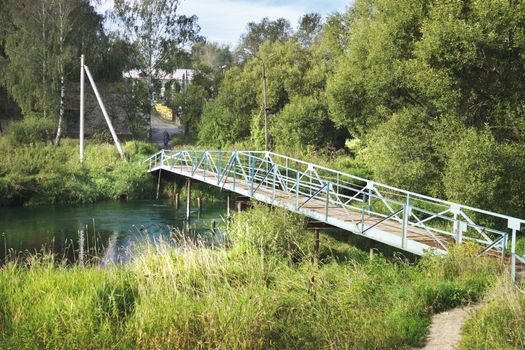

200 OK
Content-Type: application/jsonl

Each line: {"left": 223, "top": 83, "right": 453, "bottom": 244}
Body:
{"left": 145, "top": 149, "right": 524, "bottom": 280}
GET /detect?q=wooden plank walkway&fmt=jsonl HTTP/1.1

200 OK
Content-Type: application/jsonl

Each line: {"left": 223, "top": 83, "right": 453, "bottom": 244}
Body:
{"left": 152, "top": 165, "right": 449, "bottom": 256}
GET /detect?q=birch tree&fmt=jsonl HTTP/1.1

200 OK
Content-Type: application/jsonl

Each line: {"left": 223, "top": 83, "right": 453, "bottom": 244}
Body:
{"left": 113, "top": 0, "right": 201, "bottom": 138}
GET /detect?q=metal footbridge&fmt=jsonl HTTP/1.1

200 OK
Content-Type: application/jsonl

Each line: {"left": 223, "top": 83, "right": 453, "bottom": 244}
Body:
{"left": 145, "top": 149, "right": 524, "bottom": 280}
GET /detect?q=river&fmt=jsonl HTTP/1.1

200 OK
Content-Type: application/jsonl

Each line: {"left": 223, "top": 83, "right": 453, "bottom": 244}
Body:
{"left": 0, "top": 200, "right": 227, "bottom": 263}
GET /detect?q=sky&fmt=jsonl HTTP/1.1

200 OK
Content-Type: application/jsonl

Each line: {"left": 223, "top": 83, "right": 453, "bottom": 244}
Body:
{"left": 97, "top": 0, "right": 350, "bottom": 47}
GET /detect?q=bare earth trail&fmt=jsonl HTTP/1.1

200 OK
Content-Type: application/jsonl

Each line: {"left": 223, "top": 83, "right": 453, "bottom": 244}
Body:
{"left": 150, "top": 115, "right": 183, "bottom": 147}
{"left": 414, "top": 304, "right": 481, "bottom": 350}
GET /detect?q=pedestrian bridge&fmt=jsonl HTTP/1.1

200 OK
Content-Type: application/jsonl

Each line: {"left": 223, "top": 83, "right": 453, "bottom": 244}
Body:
{"left": 145, "top": 149, "right": 524, "bottom": 279}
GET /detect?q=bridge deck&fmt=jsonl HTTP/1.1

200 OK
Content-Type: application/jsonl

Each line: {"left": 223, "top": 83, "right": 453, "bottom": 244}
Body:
{"left": 145, "top": 149, "right": 524, "bottom": 279}
{"left": 153, "top": 165, "right": 448, "bottom": 255}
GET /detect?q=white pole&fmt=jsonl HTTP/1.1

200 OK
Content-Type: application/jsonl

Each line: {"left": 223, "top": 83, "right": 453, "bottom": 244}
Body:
{"left": 80, "top": 54, "right": 85, "bottom": 162}
{"left": 83, "top": 65, "right": 125, "bottom": 160}
{"left": 511, "top": 229, "right": 516, "bottom": 281}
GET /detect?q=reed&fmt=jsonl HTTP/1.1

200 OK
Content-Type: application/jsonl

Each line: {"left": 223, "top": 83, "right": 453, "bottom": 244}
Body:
{"left": 0, "top": 205, "right": 503, "bottom": 349}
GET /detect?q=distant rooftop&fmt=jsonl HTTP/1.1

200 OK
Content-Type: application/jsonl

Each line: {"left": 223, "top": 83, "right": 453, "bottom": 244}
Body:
{"left": 122, "top": 69, "right": 194, "bottom": 82}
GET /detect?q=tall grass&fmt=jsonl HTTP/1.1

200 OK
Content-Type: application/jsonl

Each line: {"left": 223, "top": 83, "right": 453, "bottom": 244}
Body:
{"left": 459, "top": 276, "right": 525, "bottom": 350}
{"left": 0, "top": 136, "right": 157, "bottom": 206}
{"left": 0, "top": 205, "right": 503, "bottom": 349}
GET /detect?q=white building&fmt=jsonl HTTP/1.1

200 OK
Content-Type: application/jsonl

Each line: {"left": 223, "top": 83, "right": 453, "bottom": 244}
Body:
{"left": 122, "top": 69, "right": 195, "bottom": 98}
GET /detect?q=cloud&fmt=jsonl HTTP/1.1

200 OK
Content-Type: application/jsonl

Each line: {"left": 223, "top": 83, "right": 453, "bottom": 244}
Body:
{"left": 96, "top": 0, "right": 349, "bottom": 47}
{"left": 177, "top": 0, "right": 349, "bottom": 46}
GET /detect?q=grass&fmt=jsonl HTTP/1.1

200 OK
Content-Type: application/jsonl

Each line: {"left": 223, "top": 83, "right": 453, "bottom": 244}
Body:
{"left": 0, "top": 204, "right": 504, "bottom": 349}
{"left": 0, "top": 135, "right": 158, "bottom": 206}
{"left": 459, "top": 276, "right": 525, "bottom": 350}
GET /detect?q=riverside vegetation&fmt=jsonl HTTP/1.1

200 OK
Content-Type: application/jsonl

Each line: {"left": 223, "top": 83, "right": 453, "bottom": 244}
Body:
{"left": 0, "top": 117, "right": 158, "bottom": 206}
{"left": 0, "top": 204, "right": 519, "bottom": 350}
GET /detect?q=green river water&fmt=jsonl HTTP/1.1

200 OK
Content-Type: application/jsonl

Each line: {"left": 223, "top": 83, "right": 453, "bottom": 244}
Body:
{"left": 0, "top": 200, "right": 227, "bottom": 263}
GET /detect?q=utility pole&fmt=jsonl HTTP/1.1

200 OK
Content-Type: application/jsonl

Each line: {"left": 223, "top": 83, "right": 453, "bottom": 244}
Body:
{"left": 244, "top": 48, "right": 269, "bottom": 152}
{"left": 262, "top": 61, "right": 269, "bottom": 152}
{"left": 79, "top": 54, "right": 85, "bottom": 162}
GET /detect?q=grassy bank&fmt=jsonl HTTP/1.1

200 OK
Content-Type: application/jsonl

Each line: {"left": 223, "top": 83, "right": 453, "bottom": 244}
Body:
{"left": 459, "top": 277, "right": 525, "bottom": 349}
{"left": 0, "top": 205, "right": 503, "bottom": 349}
{"left": 0, "top": 131, "right": 158, "bottom": 206}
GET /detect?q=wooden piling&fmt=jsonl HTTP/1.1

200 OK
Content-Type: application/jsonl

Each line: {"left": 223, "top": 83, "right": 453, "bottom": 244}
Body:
{"left": 197, "top": 197, "right": 202, "bottom": 212}
{"left": 175, "top": 192, "right": 180, "bottom": 210}
{"left": 172, "top": 181, "right": 177, "bottom": 201}
{"left": 156, "top": 169, "right": 162, "bottom": 199}
{"left": 313, "top": 228, "right": 320, "bottom": 265}
{"left": 186, "top": 178, "right": 192, "bottom": 220}
{"left": 369, "top": 239, "right": 376, "bottom": 260}
{"left": 226, "top": 192, "right": 231, "bottom": 218}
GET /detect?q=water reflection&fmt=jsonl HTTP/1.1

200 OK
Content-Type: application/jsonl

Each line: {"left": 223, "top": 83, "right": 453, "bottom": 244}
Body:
{"left": 0, "top": 200, "right": 227, "bottom": 263}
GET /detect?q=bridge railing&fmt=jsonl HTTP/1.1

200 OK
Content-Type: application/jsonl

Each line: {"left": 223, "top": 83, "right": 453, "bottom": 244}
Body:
{"left": 146, "top": 149, "right": 524, "bottom": 279}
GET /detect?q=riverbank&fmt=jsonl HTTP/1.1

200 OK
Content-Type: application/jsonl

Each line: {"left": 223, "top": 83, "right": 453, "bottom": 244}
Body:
{"left": 0, "top": 133, "right": 158, "bottom": 206}
{"left": 0, "top": 204, "right": 506, "bottom": 349}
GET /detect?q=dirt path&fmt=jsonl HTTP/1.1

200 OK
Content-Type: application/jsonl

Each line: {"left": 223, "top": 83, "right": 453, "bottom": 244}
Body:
{"left": 151, "top": 115, "right": 182, "bottom": 147}
{"left": 414, "top": 304, "right": 480, "bottom": 350}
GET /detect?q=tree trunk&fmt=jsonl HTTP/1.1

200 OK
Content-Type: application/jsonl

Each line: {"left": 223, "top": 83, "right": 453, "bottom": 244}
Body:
{"left": 54, "top": 72, "right": 65, "bottom": 146}
{"left": 41, "top": 0, "right": 47, "bottom": 118}
{"left": 147, "top": 74, "right": 153, "bottom": 141}
{"left": 54, "top": 2, "right": 65, "bottom": 146}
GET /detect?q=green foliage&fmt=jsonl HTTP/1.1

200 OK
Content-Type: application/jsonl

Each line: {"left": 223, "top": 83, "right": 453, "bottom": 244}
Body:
{"left": 271, "top": 96, "right": 346, "bottom": 151}
{"left": 443, "top": 128, "right": 525, "bottom": 218}
{"left": 197, "top": 97, "right": 251, "bottom": 147}
{"left": 360, "top": 107, "right": 443, "bottom": 196}
{"left": 169, "top": 84, "right": 207, "bottom": 137}
{"left": 0, "top": 136, "right": 155, "bottom": 206}
{"left": 5, "top": 115, "right": 55, "bottom": 146}
{"left": 0, "top": 206, "right": 503, "bottom": 349}
{"left": 227, "top": 204, "right": 309, "bottom": 262}
{"left": 236, "top": 17, "right": 292, "bottom": 62}
{"left": 460, "top": 278, "right": 525, "bottom": 350}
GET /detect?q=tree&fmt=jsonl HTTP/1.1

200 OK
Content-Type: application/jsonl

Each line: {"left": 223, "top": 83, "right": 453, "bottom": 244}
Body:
{"left": 113, "top": 0, "right": 201, "bottom": 139}
{"left": 52, "top": 0, "right": 83, "bottom": 145}
{"left": 169, "top": 84, "right": 206, "bottom": 138}
{"left": 360, "top": 107, "right": 443, "bottom": 196}
{"left": 271, "top": 95, "right": 345, "bottom": 151}
{"left": 444, "top": 128, "right": 525, "bottom": 219}
{"left": 0, "top": 0, "right": 55, "bottom": 116}
{"left": 295, "top": 13, "right": 323, "bottom": 48}
{"left": 0, "top": 0, "right": 105, "bottom": 145}
{"left": 235, "top": 17, "right": 292, "bottom": 62}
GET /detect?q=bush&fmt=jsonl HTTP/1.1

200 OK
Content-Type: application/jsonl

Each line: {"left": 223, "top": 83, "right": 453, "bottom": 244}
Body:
{"left": 6, "top": 116, "right": 55, "bottom": 146}
{"left": 271, "top": 96, "right": 347, "bottom": 151}
{"left": 227, "top": 204, "right": 309, "bottom": 262}
{"left": 123, "top": 141, "right": 157, "bottom": 162}
{"left": 444, "top": 128, "right": 525, "bottom": 219}
{"left": 0, "top": 138, "right": 155, "bottom": 205}
{"left": 360, "top": 107, "right": 443, "bottom": 196}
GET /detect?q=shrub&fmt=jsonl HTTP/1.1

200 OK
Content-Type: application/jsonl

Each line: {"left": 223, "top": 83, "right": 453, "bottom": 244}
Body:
{"left": 360, "top": 107, "right": 443, "bottom": 196}
{"left": 227, "top": 204, "right": 310, "bottom": 262}
{"left": 6, "top": 116, "right": 55, "bottom": 146}
{"left": 443, "top": 128, "right": 525, "bottom": 219}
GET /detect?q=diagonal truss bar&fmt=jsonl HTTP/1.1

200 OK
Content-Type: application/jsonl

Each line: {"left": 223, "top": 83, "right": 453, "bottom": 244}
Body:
{"left": 362, "top": 208, "right": 403, "bottom": 234}
{"left": 298, "top": 183, "right": 328, "bottom": 210}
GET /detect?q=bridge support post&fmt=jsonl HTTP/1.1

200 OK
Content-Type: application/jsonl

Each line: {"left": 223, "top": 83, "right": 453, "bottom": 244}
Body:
{"left": 226, "top": 192, "right": 231, "bottom": 218}
{"left": 186, "top": 178, "right": 192, "bottom": 221}
{"left": 313, "top": 228, "right": 320, "bottom": 265}
{"left": 369, "top": 239, "right": 376, "bottom": 260}
{"left": 156, "top": 169, "right": 162, "bottom": 200}
{"left": 197, "top": 197, "right": 202, "bottom": 213}
{"left": 175, "top": 192, "right": 180, "bottom": 210}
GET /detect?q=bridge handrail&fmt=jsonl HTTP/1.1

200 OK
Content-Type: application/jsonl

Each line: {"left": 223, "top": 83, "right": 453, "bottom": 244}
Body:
{"left": 147, "top": 149, "right": 525, "bottom": 227}
{"left": 146, "top": 148, "right": 525, "bottom": 280}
